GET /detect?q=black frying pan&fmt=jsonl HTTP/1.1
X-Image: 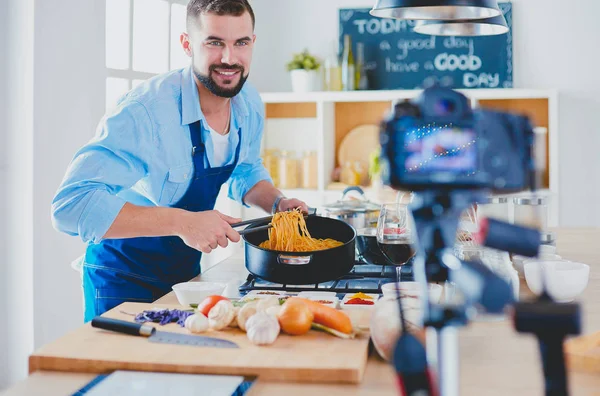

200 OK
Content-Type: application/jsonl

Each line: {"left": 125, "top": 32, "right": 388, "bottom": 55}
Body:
{"left": 242, "top": 216, "right": 356, "bottom": 285}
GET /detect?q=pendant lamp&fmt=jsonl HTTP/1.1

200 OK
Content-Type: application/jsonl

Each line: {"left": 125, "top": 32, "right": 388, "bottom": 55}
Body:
{"left": 413, "top": 13, "right": 508, "bottom": 36}
{"left": 369, "top": 0, "right": 502, "bottom": 20}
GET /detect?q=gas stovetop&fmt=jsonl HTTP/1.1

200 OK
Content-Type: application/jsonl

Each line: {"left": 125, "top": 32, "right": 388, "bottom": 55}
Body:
{"left": 238, "top": 261, "right": 414, "bottom": 295}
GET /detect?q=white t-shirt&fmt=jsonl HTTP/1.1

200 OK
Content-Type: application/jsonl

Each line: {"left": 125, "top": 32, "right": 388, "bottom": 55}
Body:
{"left": 207, "top": 124, "right": 232, "bottom": 167}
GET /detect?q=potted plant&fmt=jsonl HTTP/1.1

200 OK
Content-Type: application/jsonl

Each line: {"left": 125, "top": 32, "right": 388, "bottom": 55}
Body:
{"left": 286, "top": 49, "right": 322, "bottom": 92}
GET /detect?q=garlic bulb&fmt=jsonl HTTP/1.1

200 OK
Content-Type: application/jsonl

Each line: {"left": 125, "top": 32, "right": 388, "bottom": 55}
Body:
{"left": 229, "top": 306, "right": 241, "bottom": 328}
{"left": 237, "top": 301, "right": 258, "bottom": 332}
{"left": 265, "top": 305, "right": 281, "bottom": 317}
{"left": 184, "top": 313, "right": 209, "bottom": 334}
{"left": 246, "top": 312, "right": 280, "bottom": 345}
{"left": 256, "top": 296, "right": 280, "bottom": 312}
{"left": 208, "top": 300, "right": 236, "bottom": 330}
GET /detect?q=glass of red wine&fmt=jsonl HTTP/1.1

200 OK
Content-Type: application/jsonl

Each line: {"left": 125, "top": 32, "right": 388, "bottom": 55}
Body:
{"left": 376, "top": 203, "right": 415, "bottom": 278}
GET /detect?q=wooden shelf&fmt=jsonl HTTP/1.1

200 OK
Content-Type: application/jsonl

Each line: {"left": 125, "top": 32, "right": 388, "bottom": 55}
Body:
{"left": 257, "top": 88, "right": 560, "bottom": 226}
{"left": 260, "top": 88, "right": 558, "bottom": 104}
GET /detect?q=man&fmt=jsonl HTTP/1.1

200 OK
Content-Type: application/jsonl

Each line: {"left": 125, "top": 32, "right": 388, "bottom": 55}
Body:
{"left": 51, "top": 0, "right": 307, "bottom": 322}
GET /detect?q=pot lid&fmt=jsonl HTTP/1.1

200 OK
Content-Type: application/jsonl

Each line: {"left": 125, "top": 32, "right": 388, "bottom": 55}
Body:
{"left": 322, "top": 187, "right": 381, "bottom": 213}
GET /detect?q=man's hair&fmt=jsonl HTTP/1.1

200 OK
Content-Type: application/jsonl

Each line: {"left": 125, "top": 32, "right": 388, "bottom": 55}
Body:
{"left": 186, "top": 0, "right": 255, "bottom": 31}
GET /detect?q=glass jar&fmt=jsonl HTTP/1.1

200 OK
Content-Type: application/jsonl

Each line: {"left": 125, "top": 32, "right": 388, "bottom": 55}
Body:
{"left": 262, "top": 149, "right": 280, "bottom": 187}
{"left": 477, "top": 196, "right": 510, "bottom": 223}
{"left": 513, "top": 196, "right": 549, "bottom": 229}
{"left": 455, "top": 245, "right": 519, "bottom": 300}
{"left": 300, "top": 150, "right": 318, "bottom": 189}
{"left": 278, "top": 150, "right": 298, "bottom": 189}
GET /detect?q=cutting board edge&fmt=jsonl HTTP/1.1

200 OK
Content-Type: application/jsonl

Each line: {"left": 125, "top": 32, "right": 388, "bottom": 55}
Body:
{"left": 28, "top": 354, "right": 367, "bottom": 384}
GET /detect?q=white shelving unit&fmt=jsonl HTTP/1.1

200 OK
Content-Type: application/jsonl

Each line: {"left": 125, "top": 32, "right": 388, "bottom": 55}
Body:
{"left": 206, "top": 88, "right": 559, "bottom": 268}
{"left": 258, "top": 88, "right": 560, "bottom": 226}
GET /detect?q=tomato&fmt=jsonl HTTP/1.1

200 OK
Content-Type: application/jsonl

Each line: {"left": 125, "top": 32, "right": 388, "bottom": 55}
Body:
{"left": 197, "top": 295, "right": 229, "bottom": 316}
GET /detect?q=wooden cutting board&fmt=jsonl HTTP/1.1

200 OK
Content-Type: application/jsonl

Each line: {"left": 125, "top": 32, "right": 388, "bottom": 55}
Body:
{"left": 29, "top": 303, "right": 372, "bottom": 384}
{"left": 566, "top": 331, "right": 600, "bottom": 373}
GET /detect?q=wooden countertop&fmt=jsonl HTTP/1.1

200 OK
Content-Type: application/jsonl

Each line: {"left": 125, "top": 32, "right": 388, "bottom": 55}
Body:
{"left": 3, "top": 228, "right": 600, "bottom": 396}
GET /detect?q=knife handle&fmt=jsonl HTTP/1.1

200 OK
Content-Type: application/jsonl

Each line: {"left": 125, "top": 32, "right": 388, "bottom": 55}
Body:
{"left": 91, "top": 317, "right": 156, "bottom": 337}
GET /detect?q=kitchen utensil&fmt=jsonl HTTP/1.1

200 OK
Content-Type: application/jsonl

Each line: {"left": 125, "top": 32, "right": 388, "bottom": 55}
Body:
{"left": 171, "top": 282, "right": 226, "bottom": 306}
{"left": 355, "top": 227, "right": 389, "bottom": 265}
{"left": 242, "top": 215, "right": 356, "bottom": 285}
{"left": 91, "top": 317, "right": 239, "bottom": 348}
{"left": 233, "top": 208, "right": 317, "bottom": 236}
{"left": 320, "top": 186, "right": 381, "bottom": 229}
{"left": 338, "top": 124, "right": 380, "bottom": 182}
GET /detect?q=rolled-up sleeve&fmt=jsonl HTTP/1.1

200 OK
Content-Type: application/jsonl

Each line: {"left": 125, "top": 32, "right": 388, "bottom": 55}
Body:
{"left": 228, "top": 115, "right": 272, "bottom": 206}
{"left": 51, "top": 100, "right": 153, "bottom": 243}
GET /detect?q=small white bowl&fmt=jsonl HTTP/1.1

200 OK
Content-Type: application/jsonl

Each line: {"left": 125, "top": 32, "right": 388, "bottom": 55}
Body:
{"left": 513, "top": 251, "right": 561, "bottom": 277}
{"left": 523, "top": 260, "right": 590, "bottom": 302}
{"left": 381, "top": 282, "right": 443, "bottom": 304}
{"left": 172, "top": 282, "right": 226, "bottom": 306}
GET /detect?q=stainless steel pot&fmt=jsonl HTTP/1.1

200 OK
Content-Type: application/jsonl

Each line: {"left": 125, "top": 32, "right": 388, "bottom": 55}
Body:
{"left": 319, "top": 186, "right": 380, "bottom": 230}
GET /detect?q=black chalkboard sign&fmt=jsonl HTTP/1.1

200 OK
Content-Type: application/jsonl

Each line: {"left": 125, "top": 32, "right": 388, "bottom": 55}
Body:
{"left": 339, "top": 2, "right": 513, "bottom": 90}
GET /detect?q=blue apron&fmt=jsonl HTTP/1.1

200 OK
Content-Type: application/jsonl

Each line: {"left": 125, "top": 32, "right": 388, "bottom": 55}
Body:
{"left": 82, "top": 120, "right": 241, "bottom": 322}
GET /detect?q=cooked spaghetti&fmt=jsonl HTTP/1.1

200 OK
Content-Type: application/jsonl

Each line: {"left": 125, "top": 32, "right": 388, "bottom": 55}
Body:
{"left": 259, "top": 209, "right": 344, "bottom": 252}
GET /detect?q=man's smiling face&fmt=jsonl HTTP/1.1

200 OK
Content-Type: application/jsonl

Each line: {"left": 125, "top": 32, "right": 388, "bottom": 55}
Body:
{"left": 186, "top": 11, "right": 255, "bottom": 98}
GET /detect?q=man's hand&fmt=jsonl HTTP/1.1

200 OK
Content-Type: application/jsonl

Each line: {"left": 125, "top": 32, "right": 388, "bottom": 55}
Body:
{"left": 175, "top": 210, "right": 241, "bottom": 254}
{"left": 278, "top": 198, "right": 309, "bottom": 213}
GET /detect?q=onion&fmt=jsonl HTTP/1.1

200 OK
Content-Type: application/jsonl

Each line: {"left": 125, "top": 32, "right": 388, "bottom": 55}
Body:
{"left": 277, "top": 299, "right": 314, "bottom": 336}
{"left": 369, "top": 296, "right": 425, "bottom": 361}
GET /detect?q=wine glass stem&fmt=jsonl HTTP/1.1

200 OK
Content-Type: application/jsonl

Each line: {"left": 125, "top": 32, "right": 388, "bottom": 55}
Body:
{"left": 396, "top": 266, "right": 403, "bottom": 282}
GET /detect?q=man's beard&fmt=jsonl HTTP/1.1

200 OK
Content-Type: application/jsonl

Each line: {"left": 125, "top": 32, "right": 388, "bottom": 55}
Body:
{"left": 193, "top": 63, "right": 248, "bottom": 98}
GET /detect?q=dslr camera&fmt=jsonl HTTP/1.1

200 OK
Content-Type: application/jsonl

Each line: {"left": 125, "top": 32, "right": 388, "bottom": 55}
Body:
{"left": 379, "top": 86, "right": 536, "bottom": 192}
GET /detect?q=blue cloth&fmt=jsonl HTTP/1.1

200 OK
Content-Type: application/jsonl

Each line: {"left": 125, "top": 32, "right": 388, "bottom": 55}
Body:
{"left": 82, "top": 120, "right": 242, "bottom": 322}
{"left": 51, "top": 66, "right": 271, "bottom": 245}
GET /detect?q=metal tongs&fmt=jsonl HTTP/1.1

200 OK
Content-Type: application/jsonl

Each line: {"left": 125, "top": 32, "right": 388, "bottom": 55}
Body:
{"left": 232, "top": 208, "right": 316, "bottom": 235}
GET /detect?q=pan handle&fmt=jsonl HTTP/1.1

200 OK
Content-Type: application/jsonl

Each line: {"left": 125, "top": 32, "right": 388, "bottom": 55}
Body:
{"left": 277, "top": 254, "right": 313, "bottom": 265}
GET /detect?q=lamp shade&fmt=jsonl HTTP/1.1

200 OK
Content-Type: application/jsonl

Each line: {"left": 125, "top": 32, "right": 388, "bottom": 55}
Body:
{"left": 369, "top": 0, "right": 502, "bottom": 20}
{"left": 413, "top": 13, "right": 508, "bottom": 36}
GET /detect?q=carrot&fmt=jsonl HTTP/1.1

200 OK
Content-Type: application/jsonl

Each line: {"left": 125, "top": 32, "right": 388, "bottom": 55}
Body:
{"left": 287, "top": 297, "right": 353, "bottom": 334}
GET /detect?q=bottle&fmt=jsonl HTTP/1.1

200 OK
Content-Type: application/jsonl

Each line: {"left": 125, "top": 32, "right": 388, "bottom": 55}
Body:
{"left": 341, "top": 34, "right": 355, "bottom": 91}
{"left": 355, "top": 42, "right": 368, "bottom": 90}
{"left": 324, "top": 41, "right": 342, "bottom": 91}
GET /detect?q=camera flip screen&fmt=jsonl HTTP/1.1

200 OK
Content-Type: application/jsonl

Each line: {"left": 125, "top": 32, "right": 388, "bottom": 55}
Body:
{"left": 404, "top": 126, "right": 477, "bottom": 173}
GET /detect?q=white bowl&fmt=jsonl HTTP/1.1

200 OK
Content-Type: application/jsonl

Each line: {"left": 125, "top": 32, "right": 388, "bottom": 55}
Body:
{"left": 523, "top": 260, "right": 590, "bottom": 302}
{"left": 381, "top": 282, "right": 443, "bottom": 304}
{"left": 172, "top": 282, "right": 226, "bottom": 306}
{"left": 513, "top": 251, "right": 561, "bottom": 277}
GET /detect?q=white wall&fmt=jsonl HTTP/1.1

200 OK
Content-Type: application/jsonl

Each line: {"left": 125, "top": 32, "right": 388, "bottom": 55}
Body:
{"left": 32, "top": 0, "right": 106, "bottom": 350}
{"left": 0, "top": 0, "right": 35, "bottom": 390}
{"left": 249, "top": 0, "right": 600, "bottom": 227}
{"left": 0, "top": 0, "right": 10, "bottom": 389}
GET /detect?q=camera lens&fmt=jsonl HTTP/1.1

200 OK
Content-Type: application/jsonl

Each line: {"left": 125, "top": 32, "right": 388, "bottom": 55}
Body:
{"left": 435, "top": 98, "right": 456, "bottom": 116}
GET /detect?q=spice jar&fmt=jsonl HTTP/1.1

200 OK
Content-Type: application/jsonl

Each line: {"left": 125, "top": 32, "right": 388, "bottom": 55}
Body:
{"left": 278, "top": 150, "right": 298, "bottom": 189}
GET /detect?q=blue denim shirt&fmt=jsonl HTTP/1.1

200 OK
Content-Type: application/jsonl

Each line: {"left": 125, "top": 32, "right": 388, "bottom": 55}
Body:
{"left": 51, "top": 66, "right": 272, "bottom": 244}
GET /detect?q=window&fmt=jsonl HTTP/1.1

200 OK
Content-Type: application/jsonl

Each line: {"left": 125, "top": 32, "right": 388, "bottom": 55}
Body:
{"left": 105, "top": 0, "right": 190, "bottom": 110}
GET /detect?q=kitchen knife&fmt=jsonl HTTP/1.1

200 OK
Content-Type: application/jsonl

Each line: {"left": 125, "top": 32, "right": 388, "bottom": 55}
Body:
{"left": 91, "top": 317, "right": 239, "bottom": 349}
